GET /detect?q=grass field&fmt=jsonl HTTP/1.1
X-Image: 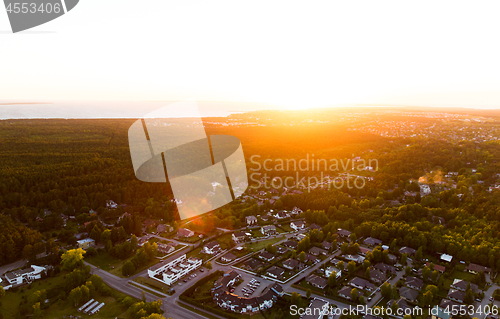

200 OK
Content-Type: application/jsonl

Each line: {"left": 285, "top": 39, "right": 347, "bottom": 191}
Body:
{"left": 246, "top": 237, "right": 284, "bottom": 252}
{"left": 85, "top": 251, "right": 160, "bottom": 278}
{"left": 133, "top": 276, "right": 175, "bottom": 295}
{"left": 1, "top": 271, "right": 135, "bottom": 319}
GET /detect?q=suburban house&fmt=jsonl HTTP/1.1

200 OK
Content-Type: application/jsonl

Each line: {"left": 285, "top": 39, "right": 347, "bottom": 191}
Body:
{"left": 232, "top": 231, "right": 251, "bottom": 243}
{"left": 282, "top": 258, "right": 301, "bottom": 271}
{"left": 304, "top": 253, "right": 320, "bottom": 264}
{"left": 283, "top": 240, "right": 298, "bottom": 249}
{"left": 337, "top": 228, "right": 352, "bottom": 238}
{"left": 447, "top": 289, "right": 465, "bottom": 303}
{"left": 309, "top": 224, "right": 322, "bottom": 231}
{"left": 387, "top": 298, "right": 411, "bottom": 313}
{"left": 275, "top": 246, "right": 288, "bottom": 254}
{"left": 4, "top": 265, "right": 46, "bottom": 286}
{"left": 261, "top": 225, "right": 277, "bottom": 236}
{"left": 306, "top": 274, "right": 328, "bottom": 289}
{"left": 343, "top": 254, "right": 365, "bottom": 263}
{"left": 258, "top": 251, "right": 275, "bottom": 262}
{"left": 363, "top": 237, "right": 383, "bottom": 247}
{"left": 260, "top": 215, "right": 272, "bottom": 222}
{"left": 221, "top": 253, "right": 237, "bottom": 263}
{"left": 325, "top": 266, "right": 341, "bottom": 279}
{"left": 338, "top": 286, "right": 353, "bottom": 300}
{"left": 148, "top": 254, "right": 202, "bottom": 286}
{"left": 369, "top": 268, "right": 387, "bottom": 284}
{"left": 439, "top": 299, "right": 461, "bottom": 310}
{"left": 290, "top": 220, "right": 306, "bottom": 231}
{"left": 426, "top": 262, "right": 446, "bottom": 273}
{"left": 399, "top": 287, "right": 419, "bottom": 303}
{"left": 157, "top": 243, "right": 175, "bottom": 255}
{"left": 302, "top": 298, "right": 329, "bottom": 319}
{"left": 246, "top": 215, "right": 258, "bottom": 226}
{"left": 177, "top": 228, "right": 194, "bottom": 237}
{"left": 359, "top": 247, "right": 372, "bottom": 256}
{"left": 157, "top": 224, "right": 173, "bottom": 234}
{"left": 242, "top": 258, "right": 263, "bottom": 271}
{"left": 203, "top": 241, "right": 221, "bottom": 255}
{"left": 273, "top": 210, "right": 289, "bottom": 219}
{"left": 291, "top": 207, "right": 303, "bottom": 216}
{"left": 399, "top": 246, "right": 416, "bottom": 256}
{"left": 466, "top": 263, "right": 491, "bottom": 274}
{"left": 266, "top": 266, "right": 285, "bottom": 279}
{"left": 309, "top": 247, "right": 327, "bottom": 256}
{"left": 405, "top": 276, "right": 424, "bottom": 290}
{"left": 76, "top": 238, "right": 95, "bottom": 250}
{"left": 213, "top": 270, "right": 242, "bottom": 290}
{"left": 348, "top": 277, "right": 376, "bottom": 291}
{"left": 374, "top": 263, "right": 397, "bottom": 274}
{"left": 322, "top": 241, "right": 334, "bottom": 251}
{"left": 451, "top": 279, "right": 478, "bottom": 292}
{"left": 440, "top": 254, "right": 453, "bottom": 263}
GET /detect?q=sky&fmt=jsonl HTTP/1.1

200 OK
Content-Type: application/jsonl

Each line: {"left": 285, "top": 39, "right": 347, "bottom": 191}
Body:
{"left": 2, "top": 0, "right": 500, "bottom": 117}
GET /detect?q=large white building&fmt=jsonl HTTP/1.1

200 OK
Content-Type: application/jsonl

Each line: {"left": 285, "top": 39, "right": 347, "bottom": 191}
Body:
{"left": 148, "top": 254, "right": 202, "bottom": 286}
{"left": 4, "top": 265, "right": 46, "bottom": 287}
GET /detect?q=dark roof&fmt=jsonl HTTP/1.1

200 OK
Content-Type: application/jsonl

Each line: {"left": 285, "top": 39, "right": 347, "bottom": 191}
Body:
{"left": 233, "top": 231, "right": 249, "bottom": 238}
{"left": 282, "top": 258, "right": 300, "bottom": 269}
{"left": 374, "top": 263, "right": 397, "bottom": 274}
{"left": 447, "top": 289, "right": 465, "bottom": 302}
{"left": 400, "top": 287, "right": 419, "bottom": 301}
{"left": 322, "top": 241, "right": 333, "bottom": 249}
{"left": 267, "top": 266, "right": 285, "bottom": 277}
{"left": 337, "top": 229, "right": 352, "bottom": 237}
{"left": 306, "top": 274, "right": 328, "bottom": 288}
{"left": 259, "top": 251, "right": 275, "bottom": 261}
{"left": 466, "top": 263, "right": 492, "bottom": 273}
{"left": 338, "top": 286, "right": 352, "bottom": 298}
{"left": 283, "top": 240, "right": 298, "bottom": 249}
{"left": 243, "top": 258, "right": 262, "bottom": 269}
{"left": 405, "top": 276, "right": 424, "bottom": 290}
{"left": 451, "top": 279, "right": 479, "bottom": 292}
{"left": 205, "top": 241, "right": 220, "bottom": 249}
{"left": 222, "top": 253, "right": 237, "bottom": 261}
{"left": 369, "top": 268, "right": 387, "bottom": 282}
{"left": 349, "top": 277, "right": 375, "bottom": 290}
{"left": 364, "top": 237, "right": 383, "bottom": 246}
{"left": 398, "top": 246, "right": 416, "bottom": 255}
{"left": 309, "top": 247, "right": 327, "bottom": 255}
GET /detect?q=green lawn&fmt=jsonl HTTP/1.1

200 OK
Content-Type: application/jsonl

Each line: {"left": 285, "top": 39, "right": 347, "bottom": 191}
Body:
{"left": 278, "top": 224, "right": 294, "bottom": 233}
{"left": 1, "top": 271, "right": 135, "bottom": 319}
{"left": 133, "top": 276, "right": 175, "bottom": 295}
{"left": 86, "top": 251, "right": 160, "bottom": 278}
{"left": 252, "top": 229, "right": 265, "bottom": 238}
{"left": 246, "top": 237, "right": 284, "bottom": 252}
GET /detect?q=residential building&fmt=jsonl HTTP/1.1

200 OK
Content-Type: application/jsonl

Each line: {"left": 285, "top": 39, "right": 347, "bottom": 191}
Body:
{"left": 337, "top": 229, "right": 352, "bottom": 238}
{"left": 4, "top": 265, "right": 46, "bottom": 285}
{"left": 322, "top": 241, "right": 334, "bottom": 251}
{"left": 283, "top": 240, "right": 298, "bottom": 249}
{"left": 451, "top": 279, "right": 478, "bottom": 293}
{"left": 426, "top": 262, "right": 446, "bottom": 273}
{"left": 338, "top": 286, "right": 353, "bottom": 300}
{"left": 148, "top": 254, "right": 202, "bottom": 286}
{"left": 399, "top": 287, "right": 419, "bottom": 303}
{"left": 232, "top": 231, "right": 250, "bottom": 243}
{"left": 76, "top": 238, "right": 95, "bottom": 250}
{"left": 258, "top": 251, "right": 275, "bottom": 262}
{"left": 374, "top": 263, "right": 397, "bottom": 274}
{"left": 266, "top": 266, "right": 285, "bottom": 279}
{"left": 203, "top": 241, "right": 221, "bottom": 255}
{"left": 177, "top": 228, "right": 194, "bottom": 237}
{"left": 447, "top": 289, "right": 465, "bottom": 303}
{"left": 399, "top": 246, "right": 416, "bottom": 256}
{"left": 466, "top": 263, "right": 491, "bottom": 274}
{"left": 246, "top": 215, "right": 258, "bottom": 226}
{"left": 363, "top": 237, "right": 382, "bottom": 247}
{"left": 221, "top": 253, "right": 237, "bottom": 263}
{"left": 306, "top": 275, "right": 328, "bottom": 289}
{"left": 157, "top": 243, "right": 175, "bottom": 255}
{"left": 301, "top": 298, "right": 329, "bottom": 319}
{"left": 348, "top": 277, "right": 376, "bottom": 291}
{"left": 282, "top": 258, "right": 301, "bottom": 271}
{"left": 325, "top": 266, "right": 341, "bottom": 279}
{"left": 261, "top": 225, "right": 277, "bottom": 236}
{"left": 309, "top": 247, "right": 327, "bottom": 256}
{"left": 405, "top": 276, "right": 423, "bottom": 290}
{"left": 290, "top": 220, "right": 306, "bottom": 231}
{"left": 369, "top": 268, "right": 387, "bottom": 284}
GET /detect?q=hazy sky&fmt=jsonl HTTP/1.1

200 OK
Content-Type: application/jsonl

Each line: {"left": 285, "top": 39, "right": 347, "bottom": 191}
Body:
{"left": 2, "top": 1, "right": 500, "bottom": 111}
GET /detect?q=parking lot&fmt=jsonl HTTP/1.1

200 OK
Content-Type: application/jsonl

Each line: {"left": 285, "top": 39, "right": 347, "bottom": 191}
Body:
{"left": 232, "top": 271, "right": 273, "bottom": 298}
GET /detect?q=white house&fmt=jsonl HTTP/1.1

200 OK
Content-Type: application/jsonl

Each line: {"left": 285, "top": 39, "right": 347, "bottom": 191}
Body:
{"left": 261, "top": 225, "right": 277, "bottom": 235}
{"left": 290, "top": 220, "right": 306, "bottom": 231}
{"left": 246, "top": 215, "right": 258, "bottom": 226}
{"left": 76, "top": 238, "right": 95, "bottom": 250}
{"left": 203, "top": 241, "right": 221, "bottom": 255}
{"left": 325, "top": 266, "right": 342, "bottom": 279}
{"left": 148, "top": 254, "right": 202, "bottom": 286}
{"left": 4, "top": 265, "right": 46, "bottom": 285}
